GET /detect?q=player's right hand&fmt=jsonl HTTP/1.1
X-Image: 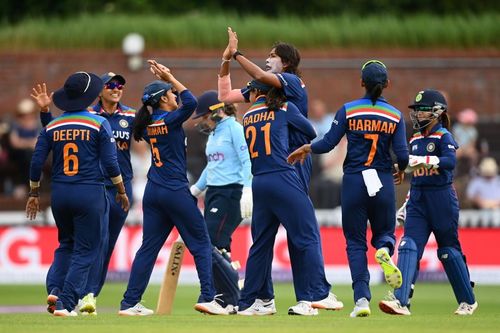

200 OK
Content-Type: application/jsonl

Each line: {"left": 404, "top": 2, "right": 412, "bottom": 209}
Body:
{"left": 31, "top": 83, "right": 53, "bottom": 112}
{"left": 287, "top": 144, "right": 312, "bottom": 165}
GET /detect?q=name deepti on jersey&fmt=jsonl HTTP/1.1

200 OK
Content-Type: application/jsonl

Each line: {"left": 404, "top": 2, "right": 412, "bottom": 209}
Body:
{"left": 46, "top": 115, "right": 101, "bottom": 140}
{"left": 53, "top": 129, "right": 90, "bottom": 141}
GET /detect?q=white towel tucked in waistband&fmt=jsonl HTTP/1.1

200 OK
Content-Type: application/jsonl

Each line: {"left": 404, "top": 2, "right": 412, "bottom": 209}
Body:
{"left": 361, "top": 169, "right": 383, "bottom": 197}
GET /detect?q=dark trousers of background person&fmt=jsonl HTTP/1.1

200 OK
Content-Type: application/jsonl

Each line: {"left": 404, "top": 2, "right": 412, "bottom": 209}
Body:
{"left": 121, "top": 181, "right": 216, "bottom": 307}
{"left": 86, "top": 181, "right": 134, "bottom": 297}
{"left": 204, "top": 184, "right": 243, "bottom": 252}
{"left": 46, "top": 183, "right": 106, "bottom": 311}
{"left": 341, "top": 171, "right": 397, "bottom": 303}
{"left": 239, "top": 171, "right": 330, "bottom": 310}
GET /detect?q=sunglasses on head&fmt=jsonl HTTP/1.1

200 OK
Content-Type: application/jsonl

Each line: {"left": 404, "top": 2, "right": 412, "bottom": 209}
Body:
{"left": 361, "top": 59, "right": 387, "bottom": 71}
{"left": 105, "top": 82, "right": 124, "bottom": 90}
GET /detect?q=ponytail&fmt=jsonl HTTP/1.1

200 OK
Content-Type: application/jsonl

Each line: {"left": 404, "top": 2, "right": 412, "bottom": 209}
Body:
{"left": 265, "top": 87, "right": 286, "bottom": 111}
{"left": 133, "top": 104, "right": 153, "bottom": 142}
{"left": 441, "top": 112, "right": 451, "bottom": 130}
{"left": 367, "top": 83, "right": 383, "bottom": 105}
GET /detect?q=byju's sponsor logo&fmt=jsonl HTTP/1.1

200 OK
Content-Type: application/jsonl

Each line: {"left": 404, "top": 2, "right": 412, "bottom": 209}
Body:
{"left": 207, "top": 152, "right": 225, "bottom": 162}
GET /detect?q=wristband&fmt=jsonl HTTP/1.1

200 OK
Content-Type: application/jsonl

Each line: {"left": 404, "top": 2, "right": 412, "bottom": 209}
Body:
{"left": 232, "top": 50, "right": 243, "bottom": 60}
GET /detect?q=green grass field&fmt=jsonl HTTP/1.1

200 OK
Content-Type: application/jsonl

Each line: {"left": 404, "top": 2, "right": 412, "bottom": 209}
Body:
{"left": 0, "top": 283, "right": 498, "bottom": 333}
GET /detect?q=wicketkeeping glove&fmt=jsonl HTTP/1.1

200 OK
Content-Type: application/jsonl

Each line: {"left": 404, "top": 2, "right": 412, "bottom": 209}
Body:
{"left": 240, "top": 187, "right": 253, "bottom": 219}
{"left": 405, "top": 155, "right": 440, "bottom": 173}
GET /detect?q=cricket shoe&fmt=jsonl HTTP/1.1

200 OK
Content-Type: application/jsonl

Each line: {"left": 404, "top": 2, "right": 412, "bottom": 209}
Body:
{"left": 378, "top": 291, "right": 411, "bottom": 316}
{"left": 79, "top": 293, "right": 96, "bottom": 314}
{"left": 350, "top": 297, "right": 371, "bottom": 318}
{"left": 375, "top": 248, "right": 402, "bottom": 289}
{"left": 455, "top": 302, "right": 478, "bottom": 315}
{"left": 237, "top": 299, "right": 276, "bottom": 316}
{"left": 53, "top": 300, "right": 78, "bottom": 317}
{"left": 118, "top": 302, "right": 154, "bottom": 316}
{"left": 46, "top": 287, "right": 60, "bottom": 314}
{"left": 312, "top": 292, "right": 344, "bottom": 310}
{"left": 288, "top": 301, "right": 319, "bottom": 316}
{"left": 194, "top": 299, "right": 229, "bottom": 315}
{"left": 226, "top": 304, "right": 237, "bottom": 315}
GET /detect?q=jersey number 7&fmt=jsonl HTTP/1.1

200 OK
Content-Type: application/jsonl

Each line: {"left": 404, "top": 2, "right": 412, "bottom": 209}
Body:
{"left": 364, "top": 133, "right": 379, "bottom": 166}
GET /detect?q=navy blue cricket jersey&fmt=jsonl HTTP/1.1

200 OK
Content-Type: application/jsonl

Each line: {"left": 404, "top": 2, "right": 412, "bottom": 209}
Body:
{"left": 30, "top": 111, "right": 120, "bottom": 184}
{"left": 311, "top": 96, "right": 409, "bottom": 173}
{"left": 141, "top": 90, "right": 197, "bottom": 190}
{"left": 408, "top": 123, "right": 458, "bottom": 187}
{"left": 242, "top": 73, "right": 309, "bottom": 150}
{"left": 242, "top": 97, "right": 316, "bottom": 176}
{"left": 41, "top": 102, "right": 135, "bottom": 186}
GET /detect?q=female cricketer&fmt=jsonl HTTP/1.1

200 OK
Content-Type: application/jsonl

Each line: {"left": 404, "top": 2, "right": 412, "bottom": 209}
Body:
{"left": 379, "top": 89, "right": 478, "bottom": 316}
{"left": 26, "top": 71, "right": 129, "bottom": 316}
{"left": 288, "top": 60, "right": 409, "bottom": 317}
{"left": 32, "top": 72, "right": 135, "bottom": 315}
{"left": 118, "top": 61, "right": 227, "bottom": 316}
{"left": 219, "top": 27, "right": 341, "bottom": 312}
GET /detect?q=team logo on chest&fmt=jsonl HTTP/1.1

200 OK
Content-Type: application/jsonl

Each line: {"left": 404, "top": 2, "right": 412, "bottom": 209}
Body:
{"left": 426, "top": 142, "right": 435, "bottom": 152}
{"left": 119, "top": 119, "right": 129, "bottom": 128}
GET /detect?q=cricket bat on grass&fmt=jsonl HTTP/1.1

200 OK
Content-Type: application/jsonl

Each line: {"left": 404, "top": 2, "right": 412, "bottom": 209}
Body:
{"left": 156, "top": 240, "right": 185, "bottom": 315}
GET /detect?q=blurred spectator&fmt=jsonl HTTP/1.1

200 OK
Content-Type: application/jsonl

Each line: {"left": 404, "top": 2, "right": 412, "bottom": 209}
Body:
{"left": 309, "top": 99, "right": 334, "bottom": 143}
{"left": 6, "top": 99, "right": 41, "bottom": 198}
{"left": 129, "top": 140, "right": 150, "bottom": 223}
{"left": 466, "top": 157, "right": 500, "bottom": 209}
{"left": 452, "top": 108, "right": 480, "bottom": 177}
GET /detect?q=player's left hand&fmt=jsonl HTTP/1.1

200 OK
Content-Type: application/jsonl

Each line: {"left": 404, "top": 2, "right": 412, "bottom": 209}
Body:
{"left": 148, "top": 59, "right": 173, "bottom": 82}
{"left": 26, "top": 197, "right": 40, "bottom": 220}
{"left": 116, "top": 192, "right": 130, "bottom": 212}
{"left": 287, "top": 144, "right": 312, "bottom": 165}
{"left": 393, "top": 164, "right": 405, "bottom": 185}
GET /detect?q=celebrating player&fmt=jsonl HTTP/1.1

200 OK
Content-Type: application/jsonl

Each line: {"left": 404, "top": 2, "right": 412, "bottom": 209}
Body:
{"left": 379, "top": 89, "right": 478, "bottom": 316}
{"left": 237, "top": 80, "right": 336, "bottom": 316}
{"left": 26, "top": 72, "right": 129, "bottom": 316}
{"left": 219, "top": 27, "right": 342, "bottom": 312}
{"left": 32, "top": 72, "right": 136, "bottom": 315}
{"left": 288, "top": 60, "right": 409, "bottom": 317}
{"left": 118, "top": 60, "right": 227, "bottom": 316}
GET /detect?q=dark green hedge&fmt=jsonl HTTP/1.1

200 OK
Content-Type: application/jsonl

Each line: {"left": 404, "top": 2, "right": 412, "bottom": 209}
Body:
{"left": 1, "top": 0, "right": 499, "bottom": 24}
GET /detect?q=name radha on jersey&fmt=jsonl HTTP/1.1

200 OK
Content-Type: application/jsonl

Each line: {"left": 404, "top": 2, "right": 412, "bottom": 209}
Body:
{"left": 348, "top": 119, "right": 396, "bottom": 134}
{"left": 243, "top": 110, "right": 275, "bottom": 126}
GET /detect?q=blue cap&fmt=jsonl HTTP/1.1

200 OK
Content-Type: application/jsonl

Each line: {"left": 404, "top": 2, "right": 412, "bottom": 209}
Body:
{"left": 100, "top": 72, "right": 126, "bottom": 85}
{"left": 409, "top": 89, "right": 447, "bottom": 109}
{"left": 53, "top": 71, "right": 103, "bottom": 112}
{"left": 361, "top": 60, "right": 388, "bottom": 88}
{"left": 193, "top": 90, "right": 224, "bottom": 119}
{"left": 142, "top": 80, "right": 172, "bottom": 106}
{"left": 247, "top": 79, "right": 272, "bottom": 93}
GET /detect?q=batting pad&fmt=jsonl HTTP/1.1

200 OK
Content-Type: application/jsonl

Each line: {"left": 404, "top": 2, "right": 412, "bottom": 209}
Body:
{"left": 438, "top": 247, "right": 475, "bottom": 305}
{"left": 395, "top": 237, "right": 418, "bottom": 306}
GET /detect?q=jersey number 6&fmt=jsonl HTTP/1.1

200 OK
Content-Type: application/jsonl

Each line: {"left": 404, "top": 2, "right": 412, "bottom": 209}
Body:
{"left": 245, "top": 123, "right": 271, "bottom": 158}
{"left": 63, "top": 143, "right": 79, "bottom": 176}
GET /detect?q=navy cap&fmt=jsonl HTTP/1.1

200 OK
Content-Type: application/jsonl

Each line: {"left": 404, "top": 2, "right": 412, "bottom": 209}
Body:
{"left": 193, "top": 90, "right": 224, "bottom": 119}
{"left": 247, "top": 79, "right": 272, "bottom": 93}
{"left": 100, "top": 72, "right": 126, "bottom": 85}
{"left": 409, "top": 89, "right": 447, "bottom": 109}
{"left": 361, "top": 60, "right": 388, "bottom": 88}
{"left": 53, "top": 71, "right": 103, "bottom": 112}
{"left": 142, "top": 80, "right": 172, "bottom": 106}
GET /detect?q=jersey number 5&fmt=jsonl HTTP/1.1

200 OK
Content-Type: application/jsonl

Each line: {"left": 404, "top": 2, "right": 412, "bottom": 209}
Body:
{"left": 364, "top": 133, "right": 379, "bottom": 166}
{"left": 150, "top": 138, "right": 164, "bottom": 167}
{"left": 63, "top": 143, "right": 79, "bottom": 176}
{"left": 245, "top": 123, "right": 271, "bottom": 158}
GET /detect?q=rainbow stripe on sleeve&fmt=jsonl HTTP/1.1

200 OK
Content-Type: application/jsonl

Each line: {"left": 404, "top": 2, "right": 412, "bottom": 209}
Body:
{"left": 346, "top": 104, "right": 401, "bottom": 123}
{"left": 46, "top": 115, "right": 102, "bottom": 131}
